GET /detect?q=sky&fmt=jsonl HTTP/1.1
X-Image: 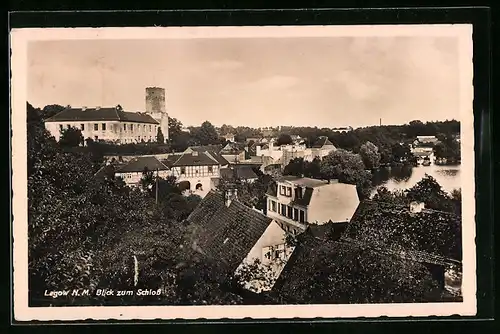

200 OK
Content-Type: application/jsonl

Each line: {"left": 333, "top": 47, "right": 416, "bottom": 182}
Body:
{"left": 27, "top": 34, "right": 461, "bottom": 128}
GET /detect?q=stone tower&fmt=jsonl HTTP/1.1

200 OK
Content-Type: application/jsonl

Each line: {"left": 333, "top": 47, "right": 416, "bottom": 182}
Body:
{"left": 145, "top": 87, "right": 169, "bottom": 141}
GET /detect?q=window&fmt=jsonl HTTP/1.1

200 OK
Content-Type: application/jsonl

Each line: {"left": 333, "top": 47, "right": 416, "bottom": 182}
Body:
{"left": 94, "top": 136, "right": 98, "bottom": 141}
{"left": 295, "top": 187, "right": 302, "bottom": 199}
{"left": 299, "top": 210, "right": 305, "bottom": 223}
{"left": 94, "top": 124, "right": 98, "bottom": 131}
{"left": 280, "top": 185, "right": 286, "bottom": 196}
{"left": 181, "top": 167, "right": 186, "bottom": 175}
{"left": 149, "top": 125, "right": 152, "bottom": 132}
{"left": 80, "top": 124, "right": 85, "bottom": 131}
{"left": 293, "top": 208, "right": 299, "bottom": 221}
{"left": 101, "top": 123, "right": 106, "bottom": 131}
{"left": 286, "top": 187, "right": 292, "bottom": 197}
{"left": 59, "top": 124, "right": 63, "bottom": 131}
{"left": 271, "top": 200, "right": 276, "bottom": 212}
{"left": 281, "top": 204, "right": 286, "bottom": 216}
{"left": 123, "top": 124, "right": 127, "bottom": 131}
{"left": 208, "top": 166, "right": 213, "bottom": 173}
{"left": 287, "top": 206, "right": 293, "bottom": 219}
{"left": 130, "top": 124, "right": 133, "bottom": 131}
{"left": 143, "top": 125, "right": 146, "bottom": 131}
{"left": 66, "top": 124, "right": 71, "bottom": 129}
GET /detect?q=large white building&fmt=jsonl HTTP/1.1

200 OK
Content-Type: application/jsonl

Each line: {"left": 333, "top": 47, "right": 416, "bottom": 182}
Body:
{"left": 44, "top": 87, "right": 169, "bottom": 144}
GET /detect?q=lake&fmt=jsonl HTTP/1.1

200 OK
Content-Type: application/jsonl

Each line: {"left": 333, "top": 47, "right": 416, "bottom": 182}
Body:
{"left": 371, "top": 164, "right": 461, "bottom": 197}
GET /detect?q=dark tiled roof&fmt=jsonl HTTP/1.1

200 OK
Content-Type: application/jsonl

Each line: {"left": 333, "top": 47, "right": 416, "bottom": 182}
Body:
{"left": 275, "top": 176, "right": 329, "bottom": 188}
{"left": 312, "top": 136, "right": 335, "bottom": 148}
{"left": 172, "top": 152, "right": 220, "bottom": 167}
{"left": 220, "top": 142, "right": 246, "bottom": 154}
{"left": 94, "top": 164, "right": 116, "bottom": 181}
{"left": 186, "top": 191, "right": 272, "bottom": 271}
{"left": 45, "top": 107, "right": 159, "bottom": 124}
{"left": 188, "top": 145, "right": 223, "bottom": 153}
{"left": 116, "top": 156, "right": 169, "bottom": 173}
{"left": 344, "top": 200, "right": 462, "bottom": 261}
{"left": 206, "top": 151, "right": 230, "bottom": 166}
{"left": 161, "top": 154, "right": 183, "bottom": 168}
{"left": 220, "top": 166, "right": 258, "bottom": 181}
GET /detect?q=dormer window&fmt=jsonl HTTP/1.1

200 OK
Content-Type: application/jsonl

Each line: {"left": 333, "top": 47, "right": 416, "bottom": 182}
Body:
{"left": 286, "top": 187, "right": 292, "bottom": 197}
{"left": 295, "top": 186, "right": 303, "bottom": 199}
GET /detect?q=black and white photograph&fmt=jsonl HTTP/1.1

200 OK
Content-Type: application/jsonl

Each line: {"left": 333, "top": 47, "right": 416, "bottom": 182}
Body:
{"left": 11, "top": 24, "right": 475, "bottom": 321}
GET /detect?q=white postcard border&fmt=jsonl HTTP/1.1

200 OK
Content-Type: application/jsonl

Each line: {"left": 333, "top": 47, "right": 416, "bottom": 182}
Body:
{"left": 11, "top": 24, "right": 476, "bottom": 321}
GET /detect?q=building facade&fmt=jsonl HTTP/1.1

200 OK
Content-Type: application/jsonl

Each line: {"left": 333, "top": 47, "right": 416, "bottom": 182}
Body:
{"left": 166, "top": 151, "right": 222, "bottom": 198}
{"left": 44, "top": 106, "right": 160, "bottom": 144}
{"left": 265, "top": 176, "right": 360, "bottom": 235}
{"left": 44, "top": 87, "right": 169, "bottom": 144}
{"left": 114, "top": 156, "right": 170, "bottom": 187}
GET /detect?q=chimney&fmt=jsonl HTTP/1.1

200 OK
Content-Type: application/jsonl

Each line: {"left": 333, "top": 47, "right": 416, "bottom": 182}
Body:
{"left": 81, "top": 106, "right": 87, "bottom": 111}
{"left": 224, "top": 187, "right": 238, "bottom": 207}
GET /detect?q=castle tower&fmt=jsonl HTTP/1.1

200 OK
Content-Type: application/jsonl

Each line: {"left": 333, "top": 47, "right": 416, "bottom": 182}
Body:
{"left": 145, "top": 87, "right": 169, "bottom": 141}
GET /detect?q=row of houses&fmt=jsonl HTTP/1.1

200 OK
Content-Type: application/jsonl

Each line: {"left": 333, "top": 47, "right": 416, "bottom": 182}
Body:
{"left": 98, "top": 134, "right": 337, "bottom": 197}
{"left": 184, "top": 175, "right": 462, "bottom": 300}
{"left": 97, "top": 145, "right": 260, "bottom": 197}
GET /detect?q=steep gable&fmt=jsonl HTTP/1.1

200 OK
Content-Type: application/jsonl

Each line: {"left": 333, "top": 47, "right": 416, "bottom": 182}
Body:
{"left": 186, "top": 191, "right": 272, "bottom": 271}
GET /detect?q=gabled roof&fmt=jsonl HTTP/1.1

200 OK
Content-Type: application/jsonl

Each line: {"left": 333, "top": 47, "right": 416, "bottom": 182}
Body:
{"left": 94, "top": 164, "right": 116, "bottom": 181}
{"left": 187, "top": 145, "right": 223, "bottom": 153}
{"left": 220, "top": 142, "right": 246, "bottom": 154}
{"left": 116, "top": 156, "right": 169, "bottom": 173}
{"left": 345, "top": 200, "right": 462, "bottom": 261}
{"left": 171, "top": 151, "right": 220, "bottom": 167}
{"left": 45, "top": 107, "right": 159, "bottom": 124}
{"left": 205, "top": 151, "right": 230, "bottom": 166}
{"left": 186, "top": 191, "right": 272, "bottom": 271}
{"left": 220, "top": 166, "right": 259, "bottom": 181}
{"left": 276, "top": 176, "right": 329, "bottom": 188}
{"left": 312, "top": 136, "right": 335, "bottom": 148}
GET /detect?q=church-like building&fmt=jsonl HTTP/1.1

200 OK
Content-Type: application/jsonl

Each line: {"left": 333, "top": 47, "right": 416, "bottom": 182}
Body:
{"left": 44, "top": 87, "right": 169, "bottom": 144}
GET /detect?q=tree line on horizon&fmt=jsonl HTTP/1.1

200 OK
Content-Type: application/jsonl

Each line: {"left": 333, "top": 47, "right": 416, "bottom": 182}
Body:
{"left": 32, "top": 103, "right": 460, "bottom": 162}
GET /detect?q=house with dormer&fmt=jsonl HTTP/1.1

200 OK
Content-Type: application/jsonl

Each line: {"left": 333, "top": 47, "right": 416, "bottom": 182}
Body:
{"left": 265, "top": 176, "right": 360, "bottom": 236}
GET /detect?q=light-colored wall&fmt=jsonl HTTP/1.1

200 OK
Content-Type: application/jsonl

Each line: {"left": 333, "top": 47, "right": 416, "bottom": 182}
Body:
{"left": 170, "top": 165, "right": 220, "bottom": 198}
{"left": 45, "top": 120, "right": 159, "bottom": 144}
{"left": 116, "top": 170, "right": 171, "bottom": 186}
{"left": 307, "top": 183, "right": 360, "bottom": 224}
{"left": 170, "top": 165, "right": 220, "bottom": 179}
{"left": 221, "top": 152, "right": 246, "bottom": 164}
{"left": 236, "top": 220, "right": 296, "bottom": 293}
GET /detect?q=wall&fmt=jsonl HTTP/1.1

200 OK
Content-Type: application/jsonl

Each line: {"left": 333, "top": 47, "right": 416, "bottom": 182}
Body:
{"left": 171, "top": 165, "right": 220, "bottom": 198}
{"left": 236, "top": 220, "right": 296, "bottom": 293}
{"left": 45, "top": 120, "right": 159, "bottom": 144}
{"left": 307, "top": 183, "right": 360, "bottom": 224}
{"left": 116, "top": 170, "right": 171, "bottom": 186}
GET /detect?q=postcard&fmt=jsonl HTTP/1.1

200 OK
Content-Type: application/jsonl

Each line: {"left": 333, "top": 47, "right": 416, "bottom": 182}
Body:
{"left": 11, "top": 24, "right": 475, "bottom": 321}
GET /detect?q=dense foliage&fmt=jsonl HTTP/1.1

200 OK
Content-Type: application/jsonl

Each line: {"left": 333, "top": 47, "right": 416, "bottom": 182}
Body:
{"left": 276, "top": 237, "right": 443, "bottom": 304}
{"left": 344, "top": 200, "right": 462, "bottom": 261}
{"left": 372, "top": 175, "right": 461, "bottom": 216}
{"left": 27, "top": 102, "right": 239, "bottom": 306}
